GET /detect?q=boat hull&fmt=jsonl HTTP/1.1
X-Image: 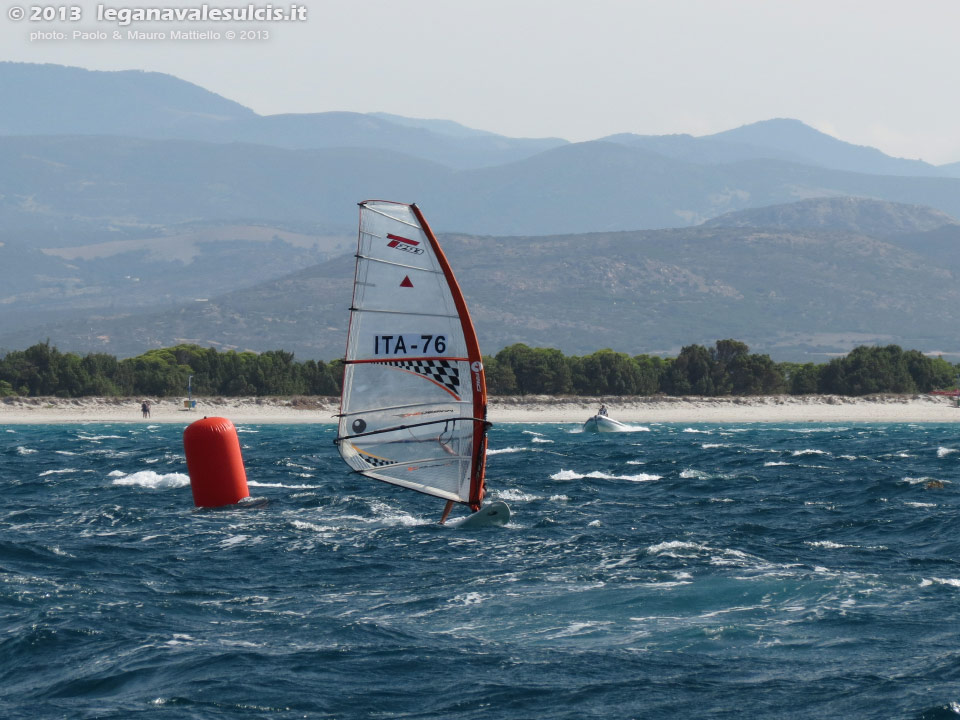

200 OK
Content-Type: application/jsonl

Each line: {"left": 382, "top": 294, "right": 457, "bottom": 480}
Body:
{"left": 582, "top": 414, "right": 630, "bottom": 432}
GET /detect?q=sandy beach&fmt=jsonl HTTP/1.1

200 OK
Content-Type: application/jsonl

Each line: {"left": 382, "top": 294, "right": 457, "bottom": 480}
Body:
{"left": 2, "top": 393, "right": 959, "bottom": 425}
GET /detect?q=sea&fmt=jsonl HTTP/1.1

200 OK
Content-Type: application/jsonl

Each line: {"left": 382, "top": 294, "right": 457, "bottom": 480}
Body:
{"left": 2, "top": 420, "right": 959, "bottom": 719}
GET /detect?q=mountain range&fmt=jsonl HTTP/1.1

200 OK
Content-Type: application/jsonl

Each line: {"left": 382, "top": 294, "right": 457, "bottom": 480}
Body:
{"left": 2, "top": 61, "right": 959, "bottom": 362}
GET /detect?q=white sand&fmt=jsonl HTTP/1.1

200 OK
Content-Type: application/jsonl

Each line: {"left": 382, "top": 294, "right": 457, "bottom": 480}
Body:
{"left": 2, "top": 394, "right": 959, "bottom": 424}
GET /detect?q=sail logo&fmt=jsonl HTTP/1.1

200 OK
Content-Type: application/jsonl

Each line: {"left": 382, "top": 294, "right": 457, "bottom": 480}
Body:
{"left": 472, "top": 361, "right": 483, "bottom": 392}
{"left": 386, "top": 233, "right": 424, "bottom": 255}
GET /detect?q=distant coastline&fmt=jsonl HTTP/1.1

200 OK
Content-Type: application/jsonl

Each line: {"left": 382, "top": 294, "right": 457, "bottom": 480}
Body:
{"left": 2, "top": 394, "right": 959, "bottom": 424}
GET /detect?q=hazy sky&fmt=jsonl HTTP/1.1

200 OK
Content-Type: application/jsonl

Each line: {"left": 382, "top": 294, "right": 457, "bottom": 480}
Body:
{"left": 3, "top": 0, "right": 959, "bottom": 164}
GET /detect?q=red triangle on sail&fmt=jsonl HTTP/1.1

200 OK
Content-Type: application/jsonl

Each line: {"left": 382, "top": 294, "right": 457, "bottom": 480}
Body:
{"left": 400, "top": 276, "right": 414, "bottom": 288}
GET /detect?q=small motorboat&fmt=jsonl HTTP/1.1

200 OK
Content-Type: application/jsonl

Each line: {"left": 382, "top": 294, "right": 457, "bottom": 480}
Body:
{"left": 582, "top": 414, "right": 630, "bottom": 432}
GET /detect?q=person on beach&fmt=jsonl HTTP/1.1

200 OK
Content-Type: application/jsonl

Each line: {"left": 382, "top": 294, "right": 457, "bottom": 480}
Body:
{"left": 140, "top": 401, "right": 151, "bottom": 418}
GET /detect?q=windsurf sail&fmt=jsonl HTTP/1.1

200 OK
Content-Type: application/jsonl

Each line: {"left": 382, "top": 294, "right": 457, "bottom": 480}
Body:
{"left": 335, "top": 201, "right": 488, "bottom": 511}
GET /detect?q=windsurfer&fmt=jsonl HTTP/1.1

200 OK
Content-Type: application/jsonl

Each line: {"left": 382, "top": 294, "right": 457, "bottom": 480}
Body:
{"left": 440, "top": 499, "right": 455, "bottom": 524}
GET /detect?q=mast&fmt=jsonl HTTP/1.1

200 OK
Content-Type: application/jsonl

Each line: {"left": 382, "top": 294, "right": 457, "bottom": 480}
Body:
{"left": 409, "top": 204, "right": 488, "bottom": 510}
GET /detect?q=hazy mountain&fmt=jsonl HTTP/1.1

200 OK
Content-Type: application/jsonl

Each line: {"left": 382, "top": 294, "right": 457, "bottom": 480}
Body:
{"left": 601, "top": 131, "right": 810, "bottom": 166}
{"left": 0, "top": 62, "right": 254, "bottom": 135}
{"left": 6, "top": 135, "right": 960, "bottom": 241}
{"left": 940, "top": 161, "right": 960, "bottom": 179}
{"left": 5, "top": 204, "right": 959, "bottom": 362}
{"left": 702, "top": 197, "right": 959, "bottom": 236}
{"left": 0, "top": 62, "right": 565, "bottom": 170}
{"left": 3, "top": 64, "right": 954, "bottom": 176}
{"left": 604, "top": 119, "right": 947, "bottom": 177}
{"left": 708, "top": 119, "right": 945, "bottom": 177}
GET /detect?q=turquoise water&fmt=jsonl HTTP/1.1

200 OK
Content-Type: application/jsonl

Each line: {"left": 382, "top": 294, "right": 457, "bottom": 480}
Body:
{"left": 2, "top": 421, "right": 959, "bottom": 719}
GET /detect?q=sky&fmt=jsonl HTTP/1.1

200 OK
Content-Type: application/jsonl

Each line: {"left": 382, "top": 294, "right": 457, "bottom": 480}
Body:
{"left": 3, "top": 0, "right": 959, "bottom": 164}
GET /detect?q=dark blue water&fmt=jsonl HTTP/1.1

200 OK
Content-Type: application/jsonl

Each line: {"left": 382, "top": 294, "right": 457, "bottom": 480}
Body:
{"left": 2, "top": 421, "right": 959, "bottom": 719}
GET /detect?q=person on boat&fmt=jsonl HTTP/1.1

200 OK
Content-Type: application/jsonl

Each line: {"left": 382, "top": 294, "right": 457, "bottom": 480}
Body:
{"left": 598, "top": 404, "right": 608, "bottom": 416}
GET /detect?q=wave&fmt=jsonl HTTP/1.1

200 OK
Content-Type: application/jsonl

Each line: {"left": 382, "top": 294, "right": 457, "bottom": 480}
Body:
{"left": 921, "top": 577, "right": 960, "bottom": 588}
{"left": 806, "top": 540, "right": 855, "bottom": 549}
{"left": 902, "top": 476, "right": 946, "bottom": 485}
{"left": 550, "top": 469, "right": 661, "bottom": 482}
{"left": 108, "top": 469, "right": 190, "bottom": 489}
{"left": 247, "top": 481, "right": 318, "bottom": 489}
{"left": 497, "top": 489, "right": 540, "bottom": 502}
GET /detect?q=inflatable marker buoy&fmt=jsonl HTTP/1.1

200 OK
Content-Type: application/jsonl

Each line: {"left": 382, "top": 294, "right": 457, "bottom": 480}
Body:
{"left": 183, "top": 416, "right": 250, "bottom": 508}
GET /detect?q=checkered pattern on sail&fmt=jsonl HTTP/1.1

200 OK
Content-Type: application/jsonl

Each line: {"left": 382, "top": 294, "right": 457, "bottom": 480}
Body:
{"left": 377, "top": 359, "right": 461, "bottom": 398}
{"left": 355, "top": 446, "right": 394, "bottom": 468}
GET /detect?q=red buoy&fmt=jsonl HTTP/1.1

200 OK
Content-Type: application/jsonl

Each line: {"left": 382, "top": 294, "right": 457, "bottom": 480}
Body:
{"left": 183, "top": 417, "right": 250, "bottom": 508}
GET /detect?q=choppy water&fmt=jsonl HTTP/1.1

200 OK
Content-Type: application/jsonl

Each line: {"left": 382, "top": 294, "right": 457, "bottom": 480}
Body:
{"left": 2, "top": 421, "right": 959, "bottom": 719}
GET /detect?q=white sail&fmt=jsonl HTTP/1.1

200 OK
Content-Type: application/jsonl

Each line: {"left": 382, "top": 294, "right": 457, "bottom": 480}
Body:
{"left": 336, "top": 201, "right": 488, "bottom": 510}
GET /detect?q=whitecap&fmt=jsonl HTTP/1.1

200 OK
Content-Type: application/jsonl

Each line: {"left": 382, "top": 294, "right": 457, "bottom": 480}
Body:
{"left": 680, "top": 469, "right": 710, "bottom": 479}
{"left": 16, "top": 446, "right": 37, "bottom": 455}
{"left": 368, "top": 500, "right": 431, "bottom": 526}
{"left": 792, "top": 449, "right": 830, "bottom": 457}
{"left": 290, "top": 520, "right": 338, "bottom": 533}
{"left": 488, "top": 446, "right": 526, "bottom": 455}
{"left": 937, "top": 447, "right": 958, "bottom": 458}
{"left": 647, "top": 540, "right": 707, "bottom": 555}
{"left": 248, "top": 481, "right": 317, "bottom": 489}
{"left": 550, "top": 469, "right": 659, "bottom": 482}
{"left": 39, "top": 469, "right": 78, "bottom": 476}
{"left": 110, "top": 470, "right": 190, "bottom": 489}
{"left": 449, "top": 592, "right": 484, "bottom": 606}
{"left": 497, "top": 489, "right": 539, "bottom": 502}
{"left": 764, "top": 461, "right": 790, "bottom": 467}
{"left": 531, "top": 437, "right": 554, "bottom": 444}
{"left": 920, "top": 577, "right": 960, "bottom": 588}
{"left": 902, "top": 476, "right": 938, "bottom": 485}
{"left": 219, "top": 535, "right": 261, "bottom": 548}
{"left": 549, "top": 620, "right": 613, "bottom": 638}
{"left": 905, "top": 501, "right": 936, "bottom": 508}
{"left": 806, "top": 540, "right": 854, "bottom": 549}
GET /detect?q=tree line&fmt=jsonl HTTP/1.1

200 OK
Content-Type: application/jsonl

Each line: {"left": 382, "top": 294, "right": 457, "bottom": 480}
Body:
{"left": 1, "top": 340, "right": 957, "bottom": 399}
{"left": 0, "top": 343, "right": 340, "bottom": 399}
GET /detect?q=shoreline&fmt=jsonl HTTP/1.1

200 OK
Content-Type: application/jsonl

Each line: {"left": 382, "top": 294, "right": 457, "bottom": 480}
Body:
{"left": 2, "top": 394, "right": 960, "bottom": 425}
